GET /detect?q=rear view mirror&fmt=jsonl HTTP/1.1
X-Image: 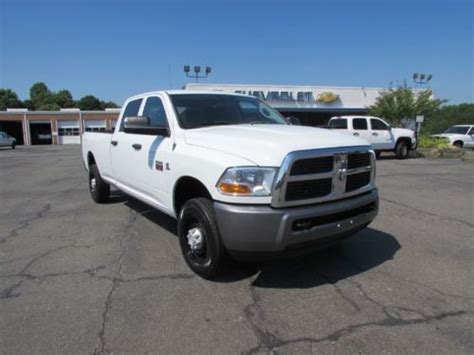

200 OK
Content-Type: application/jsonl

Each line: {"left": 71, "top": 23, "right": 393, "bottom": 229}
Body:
{"left": 286, "top": 116, "right": 302, "bottom": 125}
{"left": 123, "top": 116, "right": 170, "bottom": 136}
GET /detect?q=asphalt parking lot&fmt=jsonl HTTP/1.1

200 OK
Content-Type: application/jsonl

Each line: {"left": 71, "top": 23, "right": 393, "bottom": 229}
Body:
{"left": 1, "top": 145, "right": 473, "bottom": 354}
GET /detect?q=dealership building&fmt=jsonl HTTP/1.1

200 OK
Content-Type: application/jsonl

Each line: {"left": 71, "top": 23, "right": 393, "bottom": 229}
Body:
{"left": 0, "top": 83, "right": 391, "bottom": 145}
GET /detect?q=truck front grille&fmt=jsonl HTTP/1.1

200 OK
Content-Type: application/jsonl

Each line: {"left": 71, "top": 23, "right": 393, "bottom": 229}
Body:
{"left": 347, "top": 153, "right": 371, "bottom": 169}
{"left": 346, "top": 171, "right": 371, "bottom": 192}
{"left": 290, "top": 156, "right": 334, "bottom": 176}
{"left": 271, "top": 146, "right": 375, "bottom": 207}
{"left": 285, "top": 178, "right": 332, "bottom": 201}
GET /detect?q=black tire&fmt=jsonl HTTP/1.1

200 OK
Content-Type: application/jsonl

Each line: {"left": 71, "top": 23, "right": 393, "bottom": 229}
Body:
{"left": 395, "top": 141, "right": 409, "bottom": 159}
{"left": 11, "top": 143, "right": 15, "bottom": 149}
{"left": 453, "top": 141, "right": 463, "bottom": 149}
{"left": 178, "top": 198, "right": 225, "bottom": 279}
{"left": 375, "top": 151, "right": 381, "bottom": 159}
{"left": 88, "top": 164, "right": 110, "bottom": 203}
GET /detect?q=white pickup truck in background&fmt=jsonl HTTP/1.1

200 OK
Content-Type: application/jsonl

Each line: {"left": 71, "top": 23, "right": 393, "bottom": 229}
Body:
{"left": 82, "top": 91, "right": 379, "bottom": 279}
{"left": 328, "top": 116, "right": 417, "bottom": 159}
{"left": 432, "top": 125, "right": 474, "bottom": 148}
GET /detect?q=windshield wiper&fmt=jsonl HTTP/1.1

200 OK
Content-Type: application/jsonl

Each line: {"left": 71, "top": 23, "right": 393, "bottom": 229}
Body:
{"left": 248, "top": 121, "right": 271, "bottom": 125}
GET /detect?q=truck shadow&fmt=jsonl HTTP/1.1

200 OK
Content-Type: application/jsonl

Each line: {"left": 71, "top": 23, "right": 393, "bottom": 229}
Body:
{"left": 116, "top": 192, "right": 400, "bottom": 288}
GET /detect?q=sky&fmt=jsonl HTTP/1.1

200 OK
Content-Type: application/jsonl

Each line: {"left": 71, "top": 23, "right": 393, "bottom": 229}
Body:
{"left": 0, "top": 0, "right": 473, "bottom": 105}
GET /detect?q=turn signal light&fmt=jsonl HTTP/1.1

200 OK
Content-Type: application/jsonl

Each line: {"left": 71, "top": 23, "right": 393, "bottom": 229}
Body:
{"left": 218, "top": 182, "right": 251, "bottom": 195}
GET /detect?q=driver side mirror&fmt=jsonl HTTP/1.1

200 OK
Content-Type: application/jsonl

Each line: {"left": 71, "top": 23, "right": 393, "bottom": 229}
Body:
{"left": 123, "top": 116, "right": 170, "bottom": 136}
{"left": 286, "top": 116, "right": 302, "bottom": 125}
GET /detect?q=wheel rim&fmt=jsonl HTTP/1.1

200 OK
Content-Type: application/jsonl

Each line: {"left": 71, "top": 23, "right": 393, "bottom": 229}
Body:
{"left": 184, "top": 222, "right": 208, "bottom": 263}
{"left": 402, "top": 145, "right": 408, "bottom": 156}
{"left": 90, "top": 177, "right": 97, "bottom": 193}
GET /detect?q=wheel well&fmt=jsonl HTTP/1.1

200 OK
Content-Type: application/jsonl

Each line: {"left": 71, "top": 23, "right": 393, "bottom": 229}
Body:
{"left": 174, "top": 177, "right": 212, "bottom": 215}
{"left": 87, "top": 152, "right": 96, "bottom": 168}
{"left": 396, "top": 137, "right": 412, "bottom": 149}
{"left": 453, "top": 140, "right": 463, "bottom": 147}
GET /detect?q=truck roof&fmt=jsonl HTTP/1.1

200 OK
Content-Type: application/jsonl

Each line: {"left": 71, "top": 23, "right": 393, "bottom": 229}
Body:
{"left": 126, "top": 90, "right": 250, "bottom": 101}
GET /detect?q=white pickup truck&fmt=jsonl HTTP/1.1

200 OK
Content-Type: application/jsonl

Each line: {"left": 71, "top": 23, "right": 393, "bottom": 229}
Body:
{"left": 328, "top": 116, "right": 417, "bottom": 159}
{"left": 82, "top": 91, "right": 379, "bottom": 279}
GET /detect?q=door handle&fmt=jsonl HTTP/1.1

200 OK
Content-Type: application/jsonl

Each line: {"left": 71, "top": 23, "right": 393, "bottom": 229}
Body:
{"left": 372, "top": 133, "right": 378, "bottom": 136}
{"left": 353, "top": 132, "right": 360, "bottom": 136}
{"left": 132, "top": 143, "right": 142, "bottom": 150}
{"left": 111, "top": 140, "right": 118, "bottom": 146}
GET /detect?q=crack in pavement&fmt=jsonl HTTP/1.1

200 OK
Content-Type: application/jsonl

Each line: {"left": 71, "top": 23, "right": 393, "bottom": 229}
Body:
{"left": 242, "top": 253, "right": 471, "bottom": 354}
{"left": 243, "top": 279, "right": 468, "bottom": 355}
{"left": 0, "top": 203, "right": 51, "bottom": 244}
{"left": 380, "top": 197, "right": 474, "bottom": 229}
{"left": 0, "top": 243, "right": 97, "bottom": 299}
{"left": 93, "top": 209, "right": 138, "bottom": 355}
{"left": 339, "top": 253, "right": 474, "bottom": 303}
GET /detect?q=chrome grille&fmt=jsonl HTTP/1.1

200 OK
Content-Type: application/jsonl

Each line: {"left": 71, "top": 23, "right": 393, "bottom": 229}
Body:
{"left": 271, "top": 146, "right": 375, "bottom": 208}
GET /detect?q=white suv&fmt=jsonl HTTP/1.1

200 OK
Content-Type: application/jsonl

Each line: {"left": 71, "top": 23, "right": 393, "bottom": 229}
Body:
{"left": 328, "top": 116, "right": 417, "bottom": 159}
{"left": 432, "top": 125, "right": 474, "bottom": 148}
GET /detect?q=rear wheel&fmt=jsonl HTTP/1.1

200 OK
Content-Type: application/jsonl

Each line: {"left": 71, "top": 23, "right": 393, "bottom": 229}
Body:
{"left": 395, "top": 141, "right": 409, "bottom": 159}
{"left": 89, "top": 164, "right": 110, "bottom": 203}
{"left": 178, "top": 198, "right": 225, "bottom": 279}
{"left": 375, "top": 151, "right": 381, "bottom": 159}
{"left": 11, "top": 143, "right": 15, "bottom": 149}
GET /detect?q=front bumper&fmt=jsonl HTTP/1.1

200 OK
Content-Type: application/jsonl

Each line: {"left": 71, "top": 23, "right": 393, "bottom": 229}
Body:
{"left": 214, "top": 188, "right": 379, "bottom": 260}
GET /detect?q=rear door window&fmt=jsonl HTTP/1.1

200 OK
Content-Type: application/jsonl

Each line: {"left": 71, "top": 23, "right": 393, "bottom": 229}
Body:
{"left": 353, "top": 118, "right": 368, "bottom": 130}
{"left": 328, "top": 119, "right": 347, "bottom": 129}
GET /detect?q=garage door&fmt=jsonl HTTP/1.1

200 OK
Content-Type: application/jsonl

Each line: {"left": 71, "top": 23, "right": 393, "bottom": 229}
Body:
{"left": 84, "top": 120, "right": 107, "bottom": 132}
{"left": 58, "top": 120, "right": 80, "bottom": 144}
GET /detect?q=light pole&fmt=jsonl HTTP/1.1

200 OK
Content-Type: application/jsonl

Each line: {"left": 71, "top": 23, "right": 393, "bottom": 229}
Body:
{"left": 412, "top": 73, "right": 432, "bottom": 141}
{"left": 413, "top": 73, "right": 432, "bottom": 86}
{"left": 184, "top": 65, "right": 212, "bottom": 83}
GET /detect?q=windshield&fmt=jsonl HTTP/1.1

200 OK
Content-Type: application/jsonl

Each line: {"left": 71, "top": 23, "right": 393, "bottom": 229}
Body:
{"left": 444, "top": 126, "right": 469, "bottom": 134}
{"left": 170, "top": 94, "right": 288, "bottom": 129}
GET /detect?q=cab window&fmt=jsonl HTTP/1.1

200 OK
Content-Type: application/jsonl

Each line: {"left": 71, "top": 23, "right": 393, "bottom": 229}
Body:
{"left": 371, "top": 119, "right": 389, "bottom": 130}
{"left": 120, "top": 98, "right": 142, "bottom": 131}
{"left": 328, "top": 119, "right": 347, "bottom": 129}
{"left": 143, "top": 97, "right": 168, "bottom": 127}
{"left": 353, "top": 118, "right": 368, "bottom": 130}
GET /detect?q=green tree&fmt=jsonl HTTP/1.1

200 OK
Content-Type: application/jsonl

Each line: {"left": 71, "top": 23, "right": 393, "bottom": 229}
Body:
{"left": 100, "top": 100, "right": 119, "bottom": 109}
{"left": 30, "top": 82, "right": 54, "bottom": 110}
{"left": 0, "top": 89, "right": 23, "bottom": 110}
{"left": 369, "top": 86, "right": 446, "bottom": 127}
{"left": 78, "top": 95, "right": 102, "bottom": 110}
{"left": 54, "top": 90, "right": 75, "bottom": 108}
{"left": 422, "top": 103, "right": 474, "bottom": 134}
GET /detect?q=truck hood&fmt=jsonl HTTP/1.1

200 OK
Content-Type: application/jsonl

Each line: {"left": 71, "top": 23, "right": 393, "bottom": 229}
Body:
{"left": 392, "top": 127, "right": 415, "bottom": 138}
{"left": 183, "top": 124, "right": 369, "bottom": 166}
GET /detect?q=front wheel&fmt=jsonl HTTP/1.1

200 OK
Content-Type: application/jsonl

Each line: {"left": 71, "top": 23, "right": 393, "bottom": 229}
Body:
{"left": 178, "top": 198, "right": 225, "bottom": 279}
{"left": 453, "top": 141, "right": 463, "bottom": 149}
{"left": 395, "top": 141, "right": 409, "bottom": 159}
{"left": 11, "top": 143, "right": 16, "bottom": 149}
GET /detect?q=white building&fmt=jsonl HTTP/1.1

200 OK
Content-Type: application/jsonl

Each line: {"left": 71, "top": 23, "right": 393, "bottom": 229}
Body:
{"left": 184, "top": 83, "right": 393, "bottom": 126}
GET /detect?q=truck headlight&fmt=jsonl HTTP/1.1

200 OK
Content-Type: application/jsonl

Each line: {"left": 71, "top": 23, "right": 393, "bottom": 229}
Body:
{"left": 217, "top": 167, "right": 277, "bottom": 196}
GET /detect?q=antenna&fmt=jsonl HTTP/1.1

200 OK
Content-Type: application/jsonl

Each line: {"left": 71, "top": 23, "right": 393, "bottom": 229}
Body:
{"left": 168, "top": 64, "right": 172, "bottom": 89}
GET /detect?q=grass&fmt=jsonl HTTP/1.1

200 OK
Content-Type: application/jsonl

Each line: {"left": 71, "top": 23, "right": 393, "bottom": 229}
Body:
{"left": 418, "top": 136, "right": 451, "bottom": 149}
